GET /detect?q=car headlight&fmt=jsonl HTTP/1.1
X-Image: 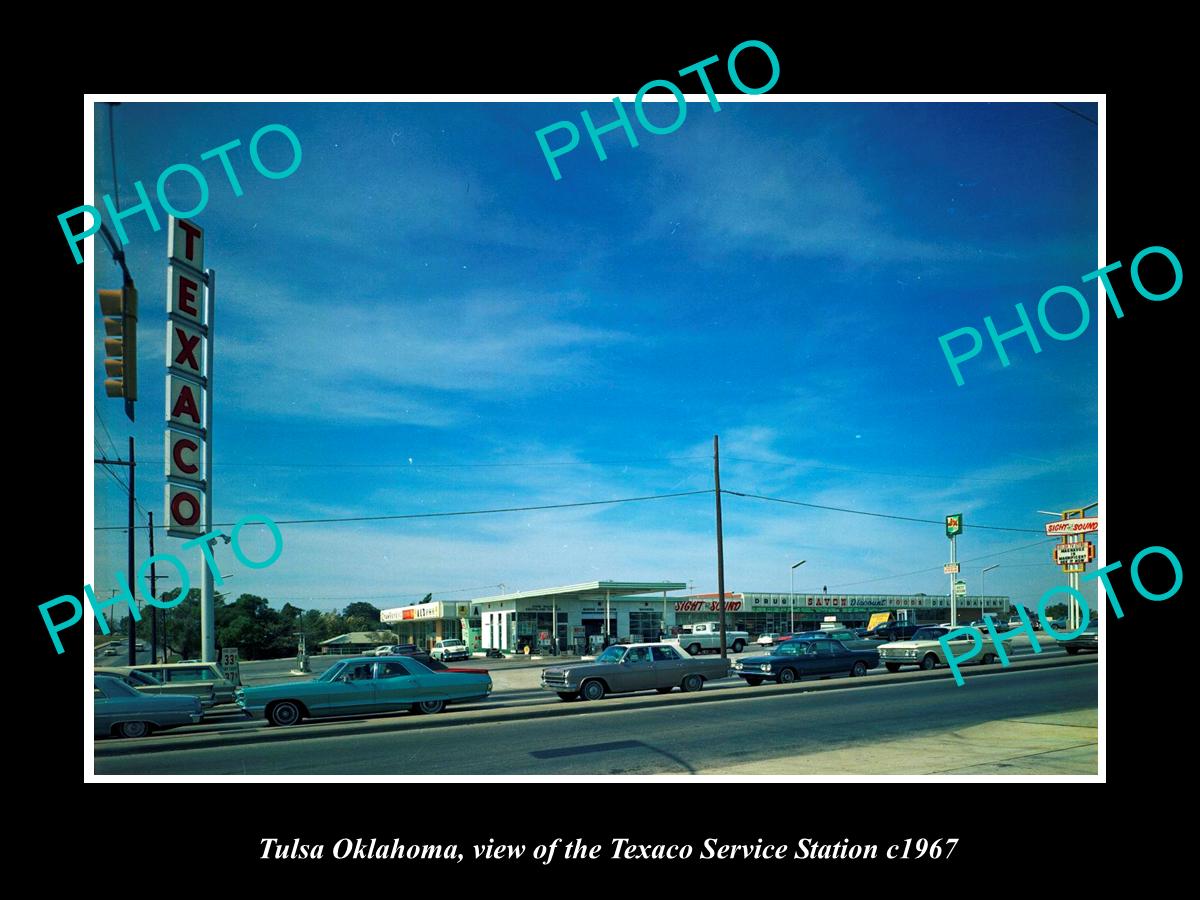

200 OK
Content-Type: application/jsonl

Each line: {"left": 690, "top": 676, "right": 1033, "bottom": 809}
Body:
{"left": 732, "top": 661, "right": 743, "bottom": 669}
{"left": 760, "top": 664, "right": 773, "bottom": 672}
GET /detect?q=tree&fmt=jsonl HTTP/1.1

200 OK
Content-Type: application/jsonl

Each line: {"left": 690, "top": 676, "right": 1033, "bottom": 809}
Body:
{"left": 342, "top": 602, "right": 381, "bottom": 623}
{"left": 1044, "top": 603, "right": 1068, "bottom": 620}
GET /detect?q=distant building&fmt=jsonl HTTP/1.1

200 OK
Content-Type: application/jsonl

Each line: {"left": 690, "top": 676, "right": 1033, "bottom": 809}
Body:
{"left": 318, "top": 631, "right": 398, "bottom": 654}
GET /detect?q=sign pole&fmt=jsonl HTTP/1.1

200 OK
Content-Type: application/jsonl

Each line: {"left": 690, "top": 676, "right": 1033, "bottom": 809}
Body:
{"left": 200, "top": 268, "right": 216, "bottom": 663}
{"left": 950, "top": 533, "right": 957, "bottom": 627}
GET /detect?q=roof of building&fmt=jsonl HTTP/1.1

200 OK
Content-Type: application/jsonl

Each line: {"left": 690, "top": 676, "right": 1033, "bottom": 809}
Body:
{"left": 318, "top": 631, "right": 398, "bottom": 646}
{"left": 471, "top": 581, "right": 687, "bottom": 605}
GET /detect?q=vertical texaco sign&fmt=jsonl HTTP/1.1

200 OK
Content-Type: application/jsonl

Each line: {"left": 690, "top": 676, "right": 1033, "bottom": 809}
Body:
{"left": 164, "top": 216, "right": 208, "bottom": 536}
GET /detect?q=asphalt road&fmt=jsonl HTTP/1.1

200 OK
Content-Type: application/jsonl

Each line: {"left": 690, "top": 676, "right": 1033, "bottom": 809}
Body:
{"left": 95, "top": 663, "right": 1096, "bottom": 775}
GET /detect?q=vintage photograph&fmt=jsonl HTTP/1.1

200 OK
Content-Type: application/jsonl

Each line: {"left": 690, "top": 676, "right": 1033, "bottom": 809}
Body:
{"left": 83, "top": 95, "right": 1102, "bottom": 776}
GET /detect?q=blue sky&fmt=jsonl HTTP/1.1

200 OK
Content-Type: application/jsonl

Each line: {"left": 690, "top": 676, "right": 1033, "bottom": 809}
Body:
{"left": 91, "top": 99, "right": 1098, "bottom": 614}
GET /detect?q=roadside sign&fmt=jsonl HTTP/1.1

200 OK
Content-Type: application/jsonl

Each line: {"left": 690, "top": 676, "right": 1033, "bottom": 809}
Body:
{"left": 1045, "top": 517, "right": 1099, "bottom": 536}
{"left": 945, "top": 514, "right": 963, "bottom": 537}
{"left": 221, "top": 647, "right": 240, "bottom": 685}
{"left": 943, "top": 563, "right": 960, "bottom": 574}
{"left": 953, "top": 580, "right": 967, "bottom": 596}
{"left": 1054, "top": 541, "right": 1095, "bottom": 565}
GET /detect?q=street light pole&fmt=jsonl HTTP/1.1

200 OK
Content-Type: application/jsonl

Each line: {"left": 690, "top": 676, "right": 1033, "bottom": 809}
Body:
{"left": 982, "top": 564, "right": 998, "bottom": 619}
{"left": 789, "top": 560, "right": 806, "bottom": 634}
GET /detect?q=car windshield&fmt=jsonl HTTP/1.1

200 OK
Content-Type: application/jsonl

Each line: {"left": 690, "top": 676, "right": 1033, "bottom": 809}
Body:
{"left": 595, "top": 646, "right": 626, "bottom": 663}
{"left": 317, "top": 662, "right": 349, "bottom": 683}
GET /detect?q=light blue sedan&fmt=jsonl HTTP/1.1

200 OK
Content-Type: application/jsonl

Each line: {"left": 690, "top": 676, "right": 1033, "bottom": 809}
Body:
{"left": 94, "top": 675, "right": 203, "bottom": 738}
{"left": 237, "top": 655, "right": 493, "bottom": 726}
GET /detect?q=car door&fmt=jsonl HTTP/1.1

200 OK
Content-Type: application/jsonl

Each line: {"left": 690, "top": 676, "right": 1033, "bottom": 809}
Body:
{"left": 825, "top": 640, "right": 855, "bottom": 673}
{"left": 791, "top": 641, "right": 821, "bottom": 675}
{"left": 94, "top": 684, "right": 114, "bottom": 735}
{"left": 326, "top": 661, "right": 379, "bottom": 715}
{"left": 374, "top": 659, "right": 438, "bottom": 711}
{"left": 616, "top": 646, "right": 656, "bottom": 692}
{"left": 651, "top": 644, "right": 686, "bottom": 688}
{"left": 810, "top": 641, "right": 839, "bottom": 674}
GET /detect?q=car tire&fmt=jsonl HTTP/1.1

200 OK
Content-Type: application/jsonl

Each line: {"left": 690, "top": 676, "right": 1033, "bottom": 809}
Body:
{"left": 732, "top": 640, "right": 745, "bottom": 653}
{"left": 655, "top": 687, "right": 674, "bottom": 694}
{"left": 851, "top": 661, "right": 867, "bottom": 677}
{"left": 118, "top": 721, "right": 151, "bottom": 739}
{"left": 981, "top": 653, "right": 997, "bottom": 665}
{"left": 744, "top": 677, "right": 763, "bottom": 686}
{"left": 414, "top": 699, "right": 447, "bottom": 714}
{"left": 681, "top": 674, "right": 704, "bottom": 693}
{"left": 1065, "top": 647, "right": 1080, "bottom": 655}
{"left": 920, "top": 655, "right": 937, "bottom": 670}
{"left": 580, "top": 679, "right": 606, "bottom": 701}
{"left": 267, "top": 700, "right": 303, "bottom": 727}
{"left": 556, "top": 692, "right": 579, "bottom": 701}
{"left": 687, "top": 643, "right": 703, "bottom": 657}
{"left": 778, "top": 667, "right": 797, "bottom": 684}
{"left": 885, "top": 663, "right": 901, "bottom": 673}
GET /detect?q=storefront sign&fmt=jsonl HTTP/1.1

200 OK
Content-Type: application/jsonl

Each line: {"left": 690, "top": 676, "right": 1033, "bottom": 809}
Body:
{"left": 674, "top": 599, "right": 744, "bottom": 613}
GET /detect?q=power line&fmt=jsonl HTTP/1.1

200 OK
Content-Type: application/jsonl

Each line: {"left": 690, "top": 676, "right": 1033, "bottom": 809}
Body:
{"left": 273, "top": 583, "right": 508, "bottom": 603}
{"left": 214, "top": 456, "right": 710, "bottom": 470}
{"left": 723, "top": 490, "right": 1043, "bottom": 534}
{"left": 95, "top": 413, "right": 121, "bottom": 460}
{"left": 722, "top": 455, "right": 1096, "bottom": 487}
{"left": 829, "top": 539, "right": 1058, "bottom": 589}
{"left": 1053, "top": 102, "right": 1097, "bottom": 125}
{"left": 94, "top": 489, "right": 715, "bottom": 531}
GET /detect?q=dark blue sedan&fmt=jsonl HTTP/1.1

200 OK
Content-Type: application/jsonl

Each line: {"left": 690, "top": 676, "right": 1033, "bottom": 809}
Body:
{"left": 731, "top": 640, "right": 879, "bottom": 685}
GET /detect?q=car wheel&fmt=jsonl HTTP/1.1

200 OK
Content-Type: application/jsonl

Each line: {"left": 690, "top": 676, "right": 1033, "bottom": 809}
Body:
{"left": 687, "top": 643, "right": 703, "bottom": 657}
{"left": 921, "top": 655, "right": 937, "bottom": 670}
{"left": 415, "top": 699, "right": 447, "bottom": 714}
{"left": 885, "top": 663, "right": 901, "bottom": 673}
{"left": 681, "top": 674, "right": 704, "bottom": 693}
{"left": 1065, "top": 647, "right": 1080, "bottom": 655}
{"left": 118, "top": 721, "right": 151, "bottom": 739}
{"left": 851, "top": 661, "right": 867, "bottom": 677}
{"left": 981, "top": 653, "right": 997, "bottom": 665}
{"left": 556, "top": 691, "right": 579, "bottom": 701}
{"left": 580, "top": 679, "right": 606, "bottom": 701}
{"left": 268, "top": 700, "right": 303, "bottom": 727}
{"left": 744, "top": 677, "right": 763, "bottom": 686}
{"left": 655, "top": 687, "right": 674, "bottom": 694}
{"left": 732, "top": 640, "right": 745, "bottom": 653}
{"left": 778, "top": 667, "right": 797, "bottom": 684}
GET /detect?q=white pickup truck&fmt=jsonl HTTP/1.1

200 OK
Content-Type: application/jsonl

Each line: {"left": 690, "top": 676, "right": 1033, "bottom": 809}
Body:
{"left": 672, "top": 622, "right": 749, "bottom": 655}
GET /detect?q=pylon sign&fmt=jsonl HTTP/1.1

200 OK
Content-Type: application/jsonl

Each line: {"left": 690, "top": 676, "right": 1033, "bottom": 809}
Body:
{"left": 945, "top": 514, "right": 963, "bottom": 537}
{"left": 165, "top": 216, "right": 209, "bottom": 538}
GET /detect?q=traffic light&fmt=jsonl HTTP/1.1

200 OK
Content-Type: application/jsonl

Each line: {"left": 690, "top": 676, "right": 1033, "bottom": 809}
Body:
{"left": 99, "top": 284, "right": 137, "bottom": 412}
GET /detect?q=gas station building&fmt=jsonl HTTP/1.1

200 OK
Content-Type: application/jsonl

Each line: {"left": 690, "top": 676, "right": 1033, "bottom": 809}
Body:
{"left": 381, "top": 583, "right": 1011, "bottom": 655}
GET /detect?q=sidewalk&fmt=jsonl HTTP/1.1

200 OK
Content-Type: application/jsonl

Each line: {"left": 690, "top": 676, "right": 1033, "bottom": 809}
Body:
{"left": 695, "top": 708, "right": 1098, "bottom": 775}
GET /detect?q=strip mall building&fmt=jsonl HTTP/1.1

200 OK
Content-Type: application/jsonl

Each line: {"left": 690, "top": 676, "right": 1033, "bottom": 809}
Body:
{"left": 380, "top": 582, "right": 1010, "bottom": 654}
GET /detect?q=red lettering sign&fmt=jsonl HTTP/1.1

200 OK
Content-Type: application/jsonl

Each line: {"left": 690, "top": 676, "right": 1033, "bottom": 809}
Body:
{"left": 171, "top": 491, "right": 200, "bottom": 526}
{"left": 179, "top": 219, "right": 202, "bottom": 261}
{"left": 174, "top": 328, "right": 201, "bottom": 370}
{"left": 172, "top": 437, "right": 199, "bottom": 475}
{"left": 178, "top": 274, "right": 199, "bottom": 316}
{"left": 171, "top": 384, "right": 201, "bottom": 424}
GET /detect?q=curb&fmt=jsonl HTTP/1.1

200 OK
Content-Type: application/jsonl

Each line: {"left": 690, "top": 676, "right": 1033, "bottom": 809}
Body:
{"left": 95, "top": 654, "right": 1096, "bottom": 759}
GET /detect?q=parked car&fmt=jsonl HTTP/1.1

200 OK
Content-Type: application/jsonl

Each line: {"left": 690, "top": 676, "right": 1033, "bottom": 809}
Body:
{"left": 112, "top": 662, "right": 238, "bottom": 707}
{"left": 431, "top": 639, "right": 470, "bottom": 662}
{"left": 785, "top": 628, "right": 882, "bottom": 651}
{"left": 868, "top": 621, "right": 923, "bottom": 643}
{"left": 94, "top": 675, "right": 203, "bottom": 738}
{"left": 878, "top": 626, "right": 996, "bottom": 672}
{"left": 1063, "top": 623, "right": 1099, "bottom": 655}
{"left": 732, "top": 639, "right": 879, "bottom": 685}
{"left": 756, "top": 633, "right": 784, "bottom": 647}
{"left": 540, "top": 643, "right": 729, "bottom": 701}
{"left": 237, "top": 655, "right": 492, "bottom": 726}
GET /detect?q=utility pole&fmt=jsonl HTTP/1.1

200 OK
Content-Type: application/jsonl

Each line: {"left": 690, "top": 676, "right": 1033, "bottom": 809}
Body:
{"left": 714, "top": 435, "right": 727, "bottom": 661}
{"left": 145, "top": 511, "right": 174, "bottom": 663}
